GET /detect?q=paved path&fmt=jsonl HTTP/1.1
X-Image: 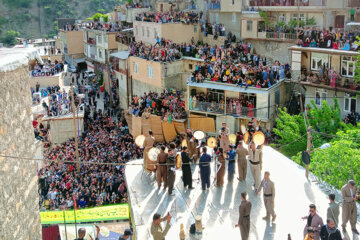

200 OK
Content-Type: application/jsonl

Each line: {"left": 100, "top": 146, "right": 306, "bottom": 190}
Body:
{"left": 125, "top": 146, "right": 360, "bottom": 240}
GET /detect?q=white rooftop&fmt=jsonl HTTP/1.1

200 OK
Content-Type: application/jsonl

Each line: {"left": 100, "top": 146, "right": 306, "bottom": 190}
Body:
{"left": 0, "top": 47, "right": 43, "bottom": 72}
{"left": 125, "top": 146, "right": 360, "bottom": 240}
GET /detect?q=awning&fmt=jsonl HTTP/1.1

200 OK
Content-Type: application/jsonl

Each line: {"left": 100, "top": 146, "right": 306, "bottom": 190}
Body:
{"left": 110, "top": 51, "right": 130, "bottom": 60}
{"left": 346, "top": 22, "right": 360, "bottom": 26}
{"left": 121, "top": 28, "right": 134, "bottom": 32}
{"left": 73, "top": 58, "right": 86, "bottom": 64}
{"left": 187, "top": 81, "right": 271, "bottom": 94}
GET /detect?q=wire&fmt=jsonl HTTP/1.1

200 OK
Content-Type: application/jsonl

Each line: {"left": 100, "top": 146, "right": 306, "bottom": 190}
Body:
{"left": 274, "top": 133, "right": 307, "bottom": 150}
{"left": 0, "top": 154, "right": 215, "bottom": 167}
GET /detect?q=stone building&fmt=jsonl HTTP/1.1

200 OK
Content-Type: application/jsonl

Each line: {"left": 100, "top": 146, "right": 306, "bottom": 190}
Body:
{"left": 0, "top": 48, "right": 42, "bottom": 239}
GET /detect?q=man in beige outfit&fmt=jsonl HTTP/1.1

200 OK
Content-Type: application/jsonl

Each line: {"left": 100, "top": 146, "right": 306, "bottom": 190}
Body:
{"left": 150, "top": 212, "right": 172, "bottom": 240}
{"left": 257, "top": 171, "right": 276, "bottom": 222}
{"left": 248, "top": 142, "right": 261, "bottom": 191}
{"left": 236, "top": 141, "right": 248, "bottom": 182}
{"left": 341, "top": 180, "right": 359, "bottom": 234}
{"left": 235, "top": 192, "right": 252, "bottom": 240}
{"left": 219, "top": 123, "right": 230, "bottom": 151}
{"left": 143, "top": 130, "right": 155, "bottom": 172}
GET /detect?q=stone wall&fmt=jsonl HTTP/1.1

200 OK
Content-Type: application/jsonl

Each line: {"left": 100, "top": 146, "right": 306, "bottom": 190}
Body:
{"left": 0, "top": 65, "right": 42, "bottom": 239}
{"left": 247, "top": 40, "right": 294, "bottom": 64}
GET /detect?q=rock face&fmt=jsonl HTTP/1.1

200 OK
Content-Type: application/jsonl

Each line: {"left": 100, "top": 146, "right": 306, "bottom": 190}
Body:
{"left": 0, "top": 65, "right": 42, "bottom": 239}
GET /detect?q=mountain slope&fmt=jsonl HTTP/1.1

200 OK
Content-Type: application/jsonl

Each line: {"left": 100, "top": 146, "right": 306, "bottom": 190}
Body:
{"left": 0, "top": 0, "right": 120, "bottom": 39}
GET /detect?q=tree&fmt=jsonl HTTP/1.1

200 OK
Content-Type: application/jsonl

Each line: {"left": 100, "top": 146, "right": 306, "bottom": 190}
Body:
{"left": 1, "top": 30, "right": 21, "bottom": 46}
{"left": 355, "top": 36, "right": 360, "bottom": 83}
{"left": 305, "top": 17, "right": 316, "bottom": 26}
{"left": 271, "top": 107, "right": 307, "bottom": 157}
{"left": 292, "top": 129, "right": 360, "bottom": 189}
{"left": 273, "top": 99, "right": 344, "bottom": 157}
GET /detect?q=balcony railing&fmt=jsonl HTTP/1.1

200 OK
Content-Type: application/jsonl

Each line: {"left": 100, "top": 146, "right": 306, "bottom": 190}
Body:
{"left": 258, "top": 31, "right": 297, "bottom": 41}
{"left": 209, "top": 2, "right": 221, "bottom": 9}
{"left": 87, "top": 38, "right": 96, "bottom": 45}
{"left": 249, "top": 0, "right": 326, "bottom": 7}
{"left": 189, "top": 101, "right": 268, "bottom": 119}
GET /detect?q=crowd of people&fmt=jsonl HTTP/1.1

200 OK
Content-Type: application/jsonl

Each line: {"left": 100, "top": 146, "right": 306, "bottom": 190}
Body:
{"left": 125, "top": 2, "right": 150, "bottom": 8}
{"left": 344, "top": 110, "right": 360, "bottom": 126}
{"left": 297, "top": 28, "right": 360, "bottom": 51}
{"left": 38, "top": 108, "right": 140, "bottom": 210}
{"left": 190, "top": 43, "right": 291, "bottom": 88}
{"left": 31, "top": 60, "right": 64, "bottom": 77}
{"left": 189, "top": 93, "right": 257, "bottom": 118}
{"left": 300, "top": 65, "right": 360, "bottom": 91}
{"left": 129, "top": 40, "right": 182, "bottom": 62}
{"left": 135, "top": 11, "right": 200, "bottom": 24}
{"left": 84, "top": 21, "right": 124, "bottom": 32}
{"left": 128, "top": 90, "right": 187, "bottom": 120}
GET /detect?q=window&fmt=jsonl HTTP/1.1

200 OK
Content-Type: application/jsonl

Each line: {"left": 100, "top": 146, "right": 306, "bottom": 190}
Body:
{"left": 148, "top": 66, "right": 153, "bottom": 78}
{"left": 97, "top": 35, "right": 102, "bottom": 44}
{"left": 315, "top": 89, "right": 326, "bottom": 106}
{"left": 279, "top": 14, "right": 285, "bottom": 22}
{"left": 147, "top": 27, "right": 150, "bottom": 37}
{"left": 232, "top": 13, "right": 236, "bottom": 23}
{"left": 341, "top": 56, "right": 356, "bottom": 77}
{"left": 344, "top": 93, "right": 357, "bottom": 112}
{"left": 311, "top": 53, "right": 329, "bottom": 71}
{"left": 142, "top": 27, "right": 144, "bottom": 36}
{"left": 154, "top": 28, "right": 158, "bottom": 38}
{"left": 247, "top": 21, "right": 253, "bottom": 32}
{"left": 293, "top": 13, "right": 306, "bottom": 21}
{"left": 189, "top": 64, "right": 193, "bottom": 70}
{"left": 133, "top": 62, "right": 138, "bottom": 73}
{"left": 98, "top": 49, "right": 103, "bottom": 59}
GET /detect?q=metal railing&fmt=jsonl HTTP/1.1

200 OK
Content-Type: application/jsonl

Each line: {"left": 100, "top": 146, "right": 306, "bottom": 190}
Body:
{"left": 189, "top": 101, "right": 268, "bottom": 119}
{"left": 250, "top": 0, "right": 326, "bottom": 7}
{"left": 259, "top": 32, "right": 297, "bottom": 40}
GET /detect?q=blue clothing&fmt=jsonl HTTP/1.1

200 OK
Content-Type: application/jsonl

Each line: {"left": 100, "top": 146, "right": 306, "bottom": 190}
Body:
{"left": 199, "top": 153, "right": 211, "bottom": 190}
{"left": 227, "top": 150, "right": 236, "bottom": 182}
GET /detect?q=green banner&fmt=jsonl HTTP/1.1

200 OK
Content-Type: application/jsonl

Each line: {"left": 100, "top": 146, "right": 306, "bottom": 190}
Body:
{"left": 40, "top": 204, "right": 129, "bottom": 224}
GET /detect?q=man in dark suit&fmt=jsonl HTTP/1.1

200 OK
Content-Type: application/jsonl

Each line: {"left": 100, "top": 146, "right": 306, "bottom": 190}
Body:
{"left": 181, "top": 146, "right": 193, "bottom": 189}
{"left": 199, "top": 147, "right": 211, "bottom": 191}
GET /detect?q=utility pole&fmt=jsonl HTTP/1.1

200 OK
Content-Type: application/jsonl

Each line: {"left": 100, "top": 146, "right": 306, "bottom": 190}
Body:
{"left": 305, "top": 126, "right": 312, "bottom": 179}
{"left": 296, "top": 0, "right": 300, "bottom": 39}
{"left": 71, "top": 82, "right": 80, "bottom": 173}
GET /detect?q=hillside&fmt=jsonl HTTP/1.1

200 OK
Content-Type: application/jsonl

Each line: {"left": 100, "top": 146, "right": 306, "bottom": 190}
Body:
{"left": 0, "top": 0, "right": 120, "bottom": 39}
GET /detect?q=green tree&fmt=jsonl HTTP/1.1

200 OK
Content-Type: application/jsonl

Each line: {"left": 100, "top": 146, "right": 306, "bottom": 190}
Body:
{"left": 271, "top": 108, "right": 307, "bottom": 156}
{"left": 1, "top": 30, "right": 21, "bottom": 46}
{"left": 305, "top": 17, "right": 316, "bottom": 26}
{"left": 355, "top": 36, "right": 360, "bottom": 83}
{"left": 292, "top": 129, "right": 360, "bottom": 189}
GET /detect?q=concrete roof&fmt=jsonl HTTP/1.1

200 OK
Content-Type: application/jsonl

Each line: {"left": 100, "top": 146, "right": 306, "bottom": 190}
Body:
{"left": 288, "top": 45, "right": 360, "bottom": 56}
{"left": 0, "top": 47, "right": 43, "bottom": 72}
{"left": 110, "top": 50, "right": 130, "bottom": 59}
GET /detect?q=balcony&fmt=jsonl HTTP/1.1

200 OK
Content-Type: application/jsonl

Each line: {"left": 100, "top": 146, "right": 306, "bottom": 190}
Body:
{"left": 189, "top": 101, "right": 268, "bottom": 119}
{"left": 249, "top": 0, "right": 326, "bottom": 7}
{"left": 208, "top": 2, "right": 221, "bottom": 10}
{"left": 257, "top": 31, "right": 297, "bottom": 41}
{"left": 87, "top": 38, "right": 96, "bottom": 45}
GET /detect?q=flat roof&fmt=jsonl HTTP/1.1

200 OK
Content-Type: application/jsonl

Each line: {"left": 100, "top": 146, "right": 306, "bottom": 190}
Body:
{"left": 187, "top": 80, "right": 283, "bottom": 94}
{"left": 0, "top": 47, "right": 43, "bottom": 72}
{"left": 124, "top": 146, "right": 360, "bottom": 239}
{"left": 288, "top": 45, "right": 360, "bottom": 56}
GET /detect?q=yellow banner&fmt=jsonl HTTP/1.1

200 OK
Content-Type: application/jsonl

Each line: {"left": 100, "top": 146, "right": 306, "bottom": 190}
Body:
{"left": 40, "top": 204, "right": 129, "bottom": 224}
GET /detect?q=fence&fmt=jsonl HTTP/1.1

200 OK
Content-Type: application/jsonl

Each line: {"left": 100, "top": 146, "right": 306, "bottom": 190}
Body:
{"left": 259, "top": 32, "right": 297, "bottom": 41}
{"left": 190, "top": 101, "right": 268, "bottom": 119}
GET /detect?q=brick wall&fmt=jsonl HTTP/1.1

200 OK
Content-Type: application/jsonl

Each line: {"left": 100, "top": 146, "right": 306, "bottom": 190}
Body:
{"left": 0, "top": 65, "right": 42, "bottom": 239}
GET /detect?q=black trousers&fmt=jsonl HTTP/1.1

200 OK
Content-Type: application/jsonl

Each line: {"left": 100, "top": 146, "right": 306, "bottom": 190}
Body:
{"left": 182, "top": 166, "right": 192, "bottom": 188}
